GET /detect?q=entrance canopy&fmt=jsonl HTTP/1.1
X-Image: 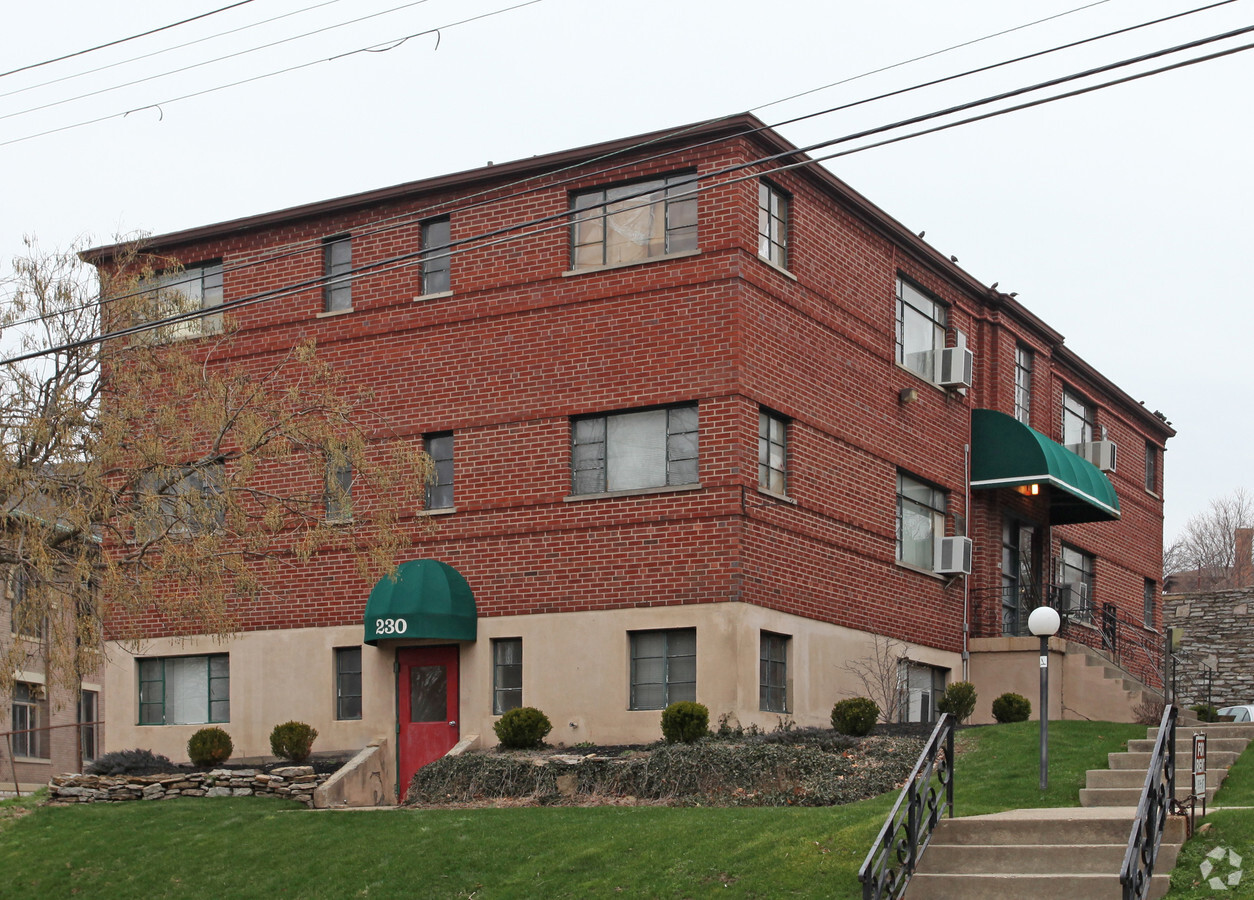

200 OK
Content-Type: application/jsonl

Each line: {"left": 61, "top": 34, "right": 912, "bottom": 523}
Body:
{"left": 970, "top": 408, "right": 1120, "bottom": 525}
{"left": 363, "top": 559, "right": 476, "bottom": 645}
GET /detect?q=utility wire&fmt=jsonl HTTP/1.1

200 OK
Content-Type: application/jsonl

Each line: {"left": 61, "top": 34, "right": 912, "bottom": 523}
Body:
{"left": 0, "top": 0, "right": 546, "bottom": 148}
{"left": 6, "top": 0, "right": 1232, "bottom": 331}
{"left": 0, "top": 1, "right": 258, "bottom": 80}
{"left": 8, "top": 22, "right": 1252, "bottom": 365}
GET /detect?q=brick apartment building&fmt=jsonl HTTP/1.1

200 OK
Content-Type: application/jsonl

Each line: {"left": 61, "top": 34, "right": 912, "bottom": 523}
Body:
{"left": 88, "top": 114, "right": 1173, "bottom": 798}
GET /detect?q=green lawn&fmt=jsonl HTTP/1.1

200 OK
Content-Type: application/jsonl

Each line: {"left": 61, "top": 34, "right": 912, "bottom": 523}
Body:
{"left": 1166, "top": 737, "right": 1254, "bottom": 899}
{"left": 0, "top": 721, "right": 1155, "bottom": 899}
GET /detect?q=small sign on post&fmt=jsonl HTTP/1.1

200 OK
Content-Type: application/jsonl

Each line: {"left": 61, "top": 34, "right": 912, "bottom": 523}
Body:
{"left": 1193, "top": 732, "right": 1208, "bottom": 825}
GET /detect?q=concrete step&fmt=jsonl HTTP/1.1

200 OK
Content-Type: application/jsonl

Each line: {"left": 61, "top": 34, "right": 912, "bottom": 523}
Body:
{"left": 1086, "top": 767, "right": 1228, "bottom": 789}
{"left": 1128, "top": 737, "right": 1249, "bottom": 754}
{"left": 1149, "top": 723, "right": 1254, "bottom": 739}
{"left": 1110, "top": 749, "right": 1240, "bottom": 769}
{"left": 917, "top": 843, "right": 1127, "bottom": 874}
{"left": 921, "top": 808, "right": 1186, "bottom": 846}
{"left": 1080, "top": 784, "right": 1216, "bottom": 806}
{"left": 906, "top": 872, "right": 1171, "bottom": 900}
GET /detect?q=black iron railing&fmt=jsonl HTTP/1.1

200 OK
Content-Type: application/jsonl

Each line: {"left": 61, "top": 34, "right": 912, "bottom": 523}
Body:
{"left": 857, "top": 713, "right": 954, "bottom": 900}
{"left": 1120, "top": 704, "right": 1178, "bottom": 900}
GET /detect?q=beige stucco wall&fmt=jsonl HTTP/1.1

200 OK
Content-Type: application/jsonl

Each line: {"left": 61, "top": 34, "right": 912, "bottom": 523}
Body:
{"left": 104, "top": 603, "right": 960, "bottom": 767}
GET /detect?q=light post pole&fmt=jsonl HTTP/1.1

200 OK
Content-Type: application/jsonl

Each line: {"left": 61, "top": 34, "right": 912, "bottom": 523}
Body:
{"left": 1028, "top": 606, "right": 1061, "bottom": 791}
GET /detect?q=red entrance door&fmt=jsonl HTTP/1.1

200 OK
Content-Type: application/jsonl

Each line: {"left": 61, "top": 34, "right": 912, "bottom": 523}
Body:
{"left": 397, "top": 646, "right": 460, "bottom": 801}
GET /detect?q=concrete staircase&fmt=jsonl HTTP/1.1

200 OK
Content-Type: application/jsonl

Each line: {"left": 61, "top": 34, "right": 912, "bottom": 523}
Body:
{"left": 906, "top": 720, "right": 1253, "bottom": 899}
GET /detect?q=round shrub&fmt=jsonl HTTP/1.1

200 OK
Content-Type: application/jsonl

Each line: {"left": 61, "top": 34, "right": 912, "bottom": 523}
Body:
{"left": 493, "top": 707, "right": 552, "bottom": 749}
{"left": 992, "top": 692, "right": 1032, "bottom": 724}
{"left": 187, "top": 726, "right": 233, "bottom": 767}
{"left": 270, "top": 720, "right": 319, "bottom": 763}
{"left": 661, "top": 701, "right": 710, "bottom": 744}
{"left": 831, "top": 697, "right": 880, "bottom": 736}
{"left": 1191, "top": 703, "right": 1220, "bottom": 723}
{"left": 86, "top": 748, "right": 177, "bottom": 776}
{"left": 936, "top": 681, "right": 978, "bottom": 724}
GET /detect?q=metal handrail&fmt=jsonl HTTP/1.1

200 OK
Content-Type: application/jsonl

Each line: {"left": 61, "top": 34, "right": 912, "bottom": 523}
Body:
{"left": 857, "top": 714, "right": 955, "bottom": 900}
{"left": 1119, "top": 704, "right": 1178, "bottom": 900}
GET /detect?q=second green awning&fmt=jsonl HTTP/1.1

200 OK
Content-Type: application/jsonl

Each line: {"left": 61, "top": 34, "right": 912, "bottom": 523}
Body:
{"left": 363, "top": 559, "right": 477, "bottom": 645}
{"left": 970, "top": 408, "right": 1120, "bottom": 524}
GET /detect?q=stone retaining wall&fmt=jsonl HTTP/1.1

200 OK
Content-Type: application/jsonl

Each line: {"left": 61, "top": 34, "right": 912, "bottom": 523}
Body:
{"left": 1165, "top": 588, "right": 1254, "bottom": 706}
{"left": 49, "top": 766, "right": 330, "bottom": 806}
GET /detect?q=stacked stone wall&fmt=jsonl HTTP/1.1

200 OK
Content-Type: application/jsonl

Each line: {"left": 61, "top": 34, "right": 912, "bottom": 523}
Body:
{"left": 48, "top": 765, "right": 329, "bottom": 806}
{"left": 1166, "top": 589, "right": 1254, "bottom": 706}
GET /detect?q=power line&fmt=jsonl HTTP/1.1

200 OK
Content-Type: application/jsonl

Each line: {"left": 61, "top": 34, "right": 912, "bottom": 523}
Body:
{"left": 8, "top": 23, "right": 1252, "bottom": 365}
{"left": 0, "top": 0, "right": 546, "bottom": 148}
{"left": 0, "top": 1, "right": 258, "bottom": 80}
{"left": 6, "top": 0, "right": 1232, "bottom": 331}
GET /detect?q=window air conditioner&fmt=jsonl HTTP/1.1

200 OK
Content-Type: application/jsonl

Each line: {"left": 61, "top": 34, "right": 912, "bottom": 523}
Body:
{"left": 1058, "top": 582, "right": 1090, "bottom": 615}
{"left": 1067, "top": 440, "right": 1117, "bottom": 473}
{"left": 934, "top": 347, "right": 974, "bottom": 389}
{"left": 934, "top": 536, "right": 973, "bottom": 575}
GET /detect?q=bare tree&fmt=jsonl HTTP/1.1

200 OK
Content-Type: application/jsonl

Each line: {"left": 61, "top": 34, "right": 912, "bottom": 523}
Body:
{"left": 1165, "top": 489, "right": 1254, "bottom": 588}
{"left": 840, "top": 634, "right": 907, "bottom": 723}
{"left": 1, "top": 239, "right": 431, "bottom": 692}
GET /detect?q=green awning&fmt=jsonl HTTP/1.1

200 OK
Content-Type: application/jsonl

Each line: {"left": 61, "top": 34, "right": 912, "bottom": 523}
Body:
{"left": 363, "top": 559, "right": 476, "bottom": 645}
{"left": 970, "top": 408, "right": 1120, "bottom": 525}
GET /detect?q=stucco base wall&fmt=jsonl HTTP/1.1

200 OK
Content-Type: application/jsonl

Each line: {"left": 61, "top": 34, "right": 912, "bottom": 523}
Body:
{"left": 104, "top": 604, "right": 961, "bottom": 767}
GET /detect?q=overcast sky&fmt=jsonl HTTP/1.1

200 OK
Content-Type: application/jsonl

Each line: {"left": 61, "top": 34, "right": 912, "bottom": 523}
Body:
{"left": 4, "top": 0, "right": 1252, "bottom": 544}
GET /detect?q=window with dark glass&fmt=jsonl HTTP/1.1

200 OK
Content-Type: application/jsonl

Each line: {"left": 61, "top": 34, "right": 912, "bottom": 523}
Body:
{"left": 1143, "top": 579, "right": 1156, "bottom": 629}
{"left": 323, "top": 235, "right": 352, "bottom": 312}
{"left": 143, "top": 261, "right": 224, "bottom": 338}
{"left": 424, "top": 431, "right": 454, "bottom": 509}
{"left": 79, "top": 690, "right": 99, "bottom": 763}
{"left": 1014, "top": 346, "right": 1033, "bottom": 425}
{"left": 335, "top": 647, "right": 362, "bottom": 720}
{"left": 421, "top": 217, "right": 451, "bottom": 295}
{"left": 1059, "top": 544, "right": 1094, "bottom": 619}
{"left": 10, "top": 568, "right": 45, "bottom": 641}
{"left": 135, "top": 462, "right": 225, "bottom": 541}
{"left": 571, "top": 174, "right": 697, "bottom": 269}
{"left": 492, "top": 638, "right": 522, "bottom": 715}
{"left": 572, "top": 404, "right": 697, "bottom": 495}
{"left": 325, "top": 460, "right": 352, "bottom": 522}
{"left": 759, "top": 632, "right": 788, "bottom": 712}
{"left": 758, "top": 409, "right": 788, "bottom": 496}
{"left": 897, "top": 472, "right": 946, "bottom": 569}
{"left": 757, "top": 181, "right": 789, "bottom": 268}
{"left": 899, "top": 663, "right": 946, "bottom": 724}
{"left": 630, "top": 629, "right": 696, "bottom": 710}
{"left": 895, "top": 277, "right": 946, "bottom": 380}
{"left": 137, "top": 654, "right": 229, "bottom": 725}
{"left": 1062, "top": 389, "right": 1094, "bottom": 447}
{"left": 1145, "top": 441, "right": 1158, "bottom": 493}
{"left": 11, "top": 682, "right": 48, "bottom": 758}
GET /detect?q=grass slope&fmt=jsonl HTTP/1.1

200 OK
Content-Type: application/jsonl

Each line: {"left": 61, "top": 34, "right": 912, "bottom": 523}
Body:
{"left": 0, "top": 721, "right": 1148, "bottom": 899}
{"left": 1166, "top": 739, "right": 1254, "bottom": 899}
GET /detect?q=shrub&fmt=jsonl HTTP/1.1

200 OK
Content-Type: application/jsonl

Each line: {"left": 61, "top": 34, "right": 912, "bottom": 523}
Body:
{"left": 270, "top": 721, "right": 319, "bottom": 763}
{"left": 936, "top": 681, "right": 978, "bottom": 724}
{"left": 661, "top": 701, "right": 710, "bottom": 744}
{"left": 992, "top": 692, "right": 1032, "bottom": 723}
{"left": 1133, "top": 695, "right": 1166, "bottom": 726}
{"left": 85, "top": 748, "right": 177, "bottom": 776}
{"left": 830, "top": 697, "right": 879, "bottom": 736}
{"left": 187, "top": 726, "right": 234, "bottom": 767}
{"left": 1191, "top": 703, "right": 1220, "bottom": 723}
{"left": 493, "top": 707, "right": 552, "bottom": 749}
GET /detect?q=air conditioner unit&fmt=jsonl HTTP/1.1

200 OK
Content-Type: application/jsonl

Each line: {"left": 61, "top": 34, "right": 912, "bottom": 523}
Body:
{"left": 1067, "top": 440, "right": 1117, "bottom": 473}
{"left": 934, "top": 536, "right": 973, "bottom": 575}
{"left": 1058, "top": 582, "right": 1090, "bottom": 615}
{"left": 934, "top": 347, "right": 974, "bottom": 389}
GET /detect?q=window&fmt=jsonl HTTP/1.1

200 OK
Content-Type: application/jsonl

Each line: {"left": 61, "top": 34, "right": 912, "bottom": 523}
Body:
{"left": 1145, "top": 441, "right": 1158, "bottom": 493}
{"left": 572, "top": 404, "right": 698, "bottom": 495}
{"left": 325, "top": 460, "right": 353, "bottom": 522}
{"left": 1143, "top": 579, "right": 1156, "bottom": 629}
{"left": 1062, "top": 389, "right": 1093, "bottom": 447}
{"left": 492, "top": 638, "right": 522, "bottom": 715}
{"left": 424, "top": 432, "right": 454, "bottom": 509}
{"left": 758, "top": 410, "right": 788, "bottom": 496}
{"left": 335, "top": 647, "right": 362, "bottom": 720}
{"left": 144, "top": 262, "right": 223, "bottom": 338}
{"left": 757, "top": 181, "right": 789, "bottom": 268}
{"left": 323, "top": 235, "right": 352, "bottom": 312}
{"left": 899, "top": 663, "right": 946, "bottom": 724}
{"left": 1014, "top": 346, "right": 1033, "bottom": 425}
{"left": 11, "top": 682, "right": 48, "bottom": 759}
{"left": 630, "top": 629, "right": 696, "bottom": 710}
{"left": 137, "top": 654, "right": 229, "bottom": 725}
{"left": 1059, "top": 545, "right": 1094, "bottom": 619}
{"left": 79, "top": 690, "right": 99, "bottom": 763}
{"left": 9, "top": 568, "right": 45, "bottom": 641}
{"left": 571, "top": 174, "right": 697, "bottom": 269}
{"left": 421, "top": 217, "right": 451, "bottom": 295}
{"left": 135, "top": 463, "right": 225, "bottom": 541}
{"left": 759, "top": 632, "right": 788, "bottom": 713}
{"left": 895, "top": 277, "right": 947, "bottom": 380}
{"left": 897, "top": 472, "right": 946, "bottom": 570}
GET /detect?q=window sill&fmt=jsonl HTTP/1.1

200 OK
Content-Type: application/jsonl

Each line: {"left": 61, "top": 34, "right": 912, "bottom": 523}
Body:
{"left": 325, "top": 516, "right": 354, "bottom": 526}
{"left": 1146, "top": 490, "right": 1161, "bottom": 499}
{"left": 13, "top": 756, "right": 51, "bottom": 764}
{"left": 757, "top": 256, "right": 797, "bottom": 281}
{"left": 562, "top": 249, "right": 701, "bottom": 278}
{"left": 414, "top": 290, "right": 454, "bottom": 302}
{"left": 894, "top": 362, "right": 951, "bottom": 393}
{"left": 566, "top": 483, "right": 701, "bottom": 502}
{"left": 756, "top": 487, "right": 795, "bottom": 505}
{"left": 316, "top": 307, "right": 353, "bottom": 318}
{"left": 418, "top": 506, "right": 457, "bottom": 516}
{"left": 895, "top": 560, "right": 947, "bottom": 581}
